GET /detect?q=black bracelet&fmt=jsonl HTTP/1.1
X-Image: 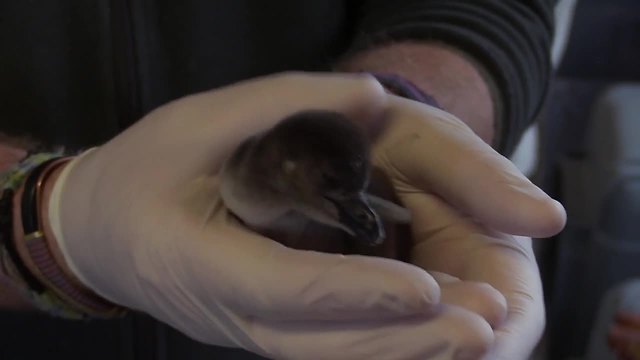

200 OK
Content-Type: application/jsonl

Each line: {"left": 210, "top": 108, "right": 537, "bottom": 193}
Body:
{"left": 20, "top": 158, "right": 60, "bottom": 238}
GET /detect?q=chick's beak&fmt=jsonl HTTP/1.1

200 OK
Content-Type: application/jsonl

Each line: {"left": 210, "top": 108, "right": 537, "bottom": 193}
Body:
{"left": 326, "top": 192, "right": 385, "bottom": 245}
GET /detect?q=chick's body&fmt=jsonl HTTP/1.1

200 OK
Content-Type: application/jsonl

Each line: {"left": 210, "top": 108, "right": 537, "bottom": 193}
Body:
{"left": 220, "top": 110, "right": 403, "bottom": 245}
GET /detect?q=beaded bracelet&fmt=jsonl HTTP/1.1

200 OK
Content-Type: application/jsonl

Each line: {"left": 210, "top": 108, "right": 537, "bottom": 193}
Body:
{"left": 0, "top": 152, "right": 126, "bottom": 319}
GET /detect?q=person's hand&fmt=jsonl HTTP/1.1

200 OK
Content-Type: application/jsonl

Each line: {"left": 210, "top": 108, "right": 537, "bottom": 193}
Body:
{"left": 370, "top": 96, "right": 567, "bottom": 359}
{"left": 45, "top": 73, "right": 504, "bottom": 359}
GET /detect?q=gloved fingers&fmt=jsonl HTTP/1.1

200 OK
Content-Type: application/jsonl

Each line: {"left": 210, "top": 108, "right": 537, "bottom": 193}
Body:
{"left": 372, "top": 96, "right": 566, "bottom": 238}
{"left": 490, "top": 290, "right": 545, "bottom": 360}
{"left": 401, "top": 191, "right": 470, "bottom": 248}
{"left": 115, "top": 72, "right": 389, "bottom": 179}
{"left": 245, "top": 305, "right": 494, "bottom": 360}
{"left": 402, "top": 192, "right": 544, "bottom": 358}
{"left": 430, "top": 271, "right": 508, "bottom": 329}
{"left": 180, "top": 224, "right": 441, "bottom": 322}
{"left": 478, "top": 237, "right": 545, "bottom": 360}
{"left": 402, "top": 191, "right": 495, "bottom": 275}
{"left": 419, "top": 233, "right": 544, "bottom": 360}
{"left": 401, "top": 192, "right": 535, "bottom": 279}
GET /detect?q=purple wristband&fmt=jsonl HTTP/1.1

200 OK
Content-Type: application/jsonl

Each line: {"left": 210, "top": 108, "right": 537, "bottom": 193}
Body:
{"left": 371, "top": 73, "right": 442, "bottom": 109}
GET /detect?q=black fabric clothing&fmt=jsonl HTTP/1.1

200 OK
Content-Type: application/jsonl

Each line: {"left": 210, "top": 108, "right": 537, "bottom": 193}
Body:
{"left": 1, "top": 1, "right": 554, "bottom": 155}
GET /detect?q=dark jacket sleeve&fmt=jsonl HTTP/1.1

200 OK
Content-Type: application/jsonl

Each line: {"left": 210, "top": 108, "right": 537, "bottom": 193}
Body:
{"left": 348, "top": 0, "right": 556, "bottom": 155}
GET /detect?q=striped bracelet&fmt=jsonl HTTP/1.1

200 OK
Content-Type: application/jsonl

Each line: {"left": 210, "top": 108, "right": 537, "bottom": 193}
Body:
{"left": 0, "top": 152, "right": 126, "bottom": 319}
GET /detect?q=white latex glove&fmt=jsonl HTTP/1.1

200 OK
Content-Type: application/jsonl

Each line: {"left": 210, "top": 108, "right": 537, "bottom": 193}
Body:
{"left": 45, "top": 73, "right": 501, "bottom": 359}
{"left": 371, "top": 97, "right": 567, "bottom": 359}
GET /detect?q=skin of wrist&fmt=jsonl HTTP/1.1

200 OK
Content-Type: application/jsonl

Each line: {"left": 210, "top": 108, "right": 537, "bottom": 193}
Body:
{"left": 337, "top": 42, "right": 497, "bottom": 145}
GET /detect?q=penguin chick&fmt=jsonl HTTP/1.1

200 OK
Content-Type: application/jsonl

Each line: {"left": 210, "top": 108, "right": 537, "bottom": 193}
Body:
{"left": 219, "top": 110, "right": 410, "bottom": 246}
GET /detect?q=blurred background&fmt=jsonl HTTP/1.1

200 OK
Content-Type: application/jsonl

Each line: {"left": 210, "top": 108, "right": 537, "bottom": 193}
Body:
{"left": 531, "top": 0, "right": 640, "bottom": 358}
{"left": 1, "top": 0, "right": 639, "bottom": 359}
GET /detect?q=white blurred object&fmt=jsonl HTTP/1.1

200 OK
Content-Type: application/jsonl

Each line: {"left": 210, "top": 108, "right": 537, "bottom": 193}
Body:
{"left": 552, "top": 0, "right": 580, "bottom": 68}
{"left": 510, "top": 124, "right": 540, "bottom": 178}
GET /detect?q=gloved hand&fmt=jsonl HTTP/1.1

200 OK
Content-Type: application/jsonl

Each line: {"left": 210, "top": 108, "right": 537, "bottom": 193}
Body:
{"left": 371, "top": 96, "right": 567, "bottom": 359}
{"left": 44, "top": 73, "right": 506, "bottom": 359}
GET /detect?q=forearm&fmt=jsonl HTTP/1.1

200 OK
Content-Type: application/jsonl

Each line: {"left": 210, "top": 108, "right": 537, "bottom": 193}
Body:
{"left": 337, "top": 42, "right": 498, "bottom": 145}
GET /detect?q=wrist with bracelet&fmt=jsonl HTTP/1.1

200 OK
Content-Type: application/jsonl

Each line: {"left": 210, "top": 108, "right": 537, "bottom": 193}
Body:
{"left": 0, "top": 152, "right": 126, "bottom": 319}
